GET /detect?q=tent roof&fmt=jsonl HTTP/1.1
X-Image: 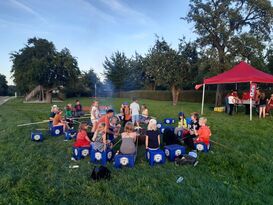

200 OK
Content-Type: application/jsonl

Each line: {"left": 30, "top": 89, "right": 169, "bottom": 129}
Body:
{"left": 204, "top": 61, "right": 273, "bottom": 84}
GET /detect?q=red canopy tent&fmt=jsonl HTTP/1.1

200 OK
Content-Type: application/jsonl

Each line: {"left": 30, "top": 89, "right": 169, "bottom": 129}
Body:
{"left": 199, "top": 61, "right": 273, "bottom": 120}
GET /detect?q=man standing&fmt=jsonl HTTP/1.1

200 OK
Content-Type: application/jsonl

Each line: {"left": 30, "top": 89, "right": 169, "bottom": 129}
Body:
{"left": 130, "top": 97, "right": 140, "bottom": 128}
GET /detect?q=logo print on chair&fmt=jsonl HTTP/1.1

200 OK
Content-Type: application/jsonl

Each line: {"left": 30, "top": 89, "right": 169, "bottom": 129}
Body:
{"left": 154, "top": 154, "right": 162, "bottom": 163}
{"left": 74, "top": 149, "right": 78, "bottom": 156}
{"left": 107, "top": 151, "right": 112, "bottom": 160}
{"left": 82, "top": 149, "right": 89, "bottom": 156}
{"left": 175, "top": 149, "right": 181, "bottom": 156}
{"left": 196, "top": 144, "right": 204, "bottom": 151}
{"left": 165, "top": 149, "right": 170, "bottom": 156}
{"left": 95, "top": 152, "right": 102, "bottom": 160}
{"left": 55, "top": 129, "right": 60, "bottom": 135}
{"left": 34, "top": 135, "right": 40, "bottom": 140}
{"left": 120, "top": 157, "right": 129, "bottom": 165}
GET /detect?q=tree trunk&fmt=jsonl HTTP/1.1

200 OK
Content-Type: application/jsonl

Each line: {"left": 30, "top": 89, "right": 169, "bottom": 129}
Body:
{"left": 215, "top": 84, "right": 223, "bottom": 106}
{"left": 171, "top": 85, "right": 180, "bottom": 106}
{"left": 45, "top": 90, "right": 52, "bottom": 103}
{"left": 215, "top": 47, "right": 226, "bottom": 106}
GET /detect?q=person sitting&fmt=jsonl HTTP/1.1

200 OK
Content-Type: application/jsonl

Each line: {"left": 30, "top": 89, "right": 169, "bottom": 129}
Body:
{"left": 108, "top": 116, "right": 121, "bottom": 145}
{"left": 183, "top": 112, "right": 200, "bottom": 149}
{"left": 119, "top": 122, "right": 137, "bottom": 155}
{"left": 74, "top": 99, "right": 84, "bottom": 117}
{"left": 96, "top": 109, "right": 115, "bottom": 136}
{"left": 194, "top": 117, "right": 211, "bottom": 146}
{"left": 140, "top": 104, "right": 149, "bottom": 124}
{"left": 266, "top": 93, "right": 273, "bottom": 114}
{"left": 174, "top": 112, "right": 188, "bottom": 138}
{"left": 145, "top": 119, "right": 160, "bottom": 150}
{"left": 73, "top": 122, "right": 91, "bottom": 148}
{"left": 52, "top": 108, "right": 67, "bottom": 132}
{"left": 49, "top": 105, "right": 58, "bottom": 123}
{"left": 92, "top": 123, "right": 107, "bottom": 152}
{"left": 65, "top": 103, "right": 73, "bottom": 128}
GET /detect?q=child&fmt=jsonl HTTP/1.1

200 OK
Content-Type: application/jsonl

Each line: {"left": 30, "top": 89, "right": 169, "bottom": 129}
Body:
{"left": 92, "top": 123, "right": 107, "bottom": 152}
{"left": 122, "top": 103, "right": 131, "bottom": 127}
{"left": 130, "top": 97, "right": 140, "bottom": 128}
{"left": 90, "top": 100, "right": 100, "bottom": 133}
{"left": 74, "top": 100, "right": 84, "bottom": 117}
{"left": 49, "top": 105, "right": 58, "bottom": 122}
{"left": 53, "top": 108, "right": 66, "bottom": 132}
{"left": 65, "top": 104, "right": 73, "bottom": 128}
{"left": 145, "top": 119, "right": 160, "bottom": 150}
{"left": 174, "top": 112, "right": 188, "bottom": 137}
{"left": 194, "top": 117, "right": 211, "bottom": 146}
{"left": 120, "top": 122, "right": 137, "bottom": 155}
{"left": 183, "top": 112, "right": 200, "bottom": 149}
{"left": 108, "top": 116, "right": 121, "bottom": 144}
{"left": 73, "top": 122, "right": 91, "bottom": 147}
{"left": 266, "top": 94, "right": 273, "bottom": 114}
{"left": 259, "top": 92, "right": 267, "bottom": 118}
{"left": 140, "top": 104, "right": 149, "bottom": 124}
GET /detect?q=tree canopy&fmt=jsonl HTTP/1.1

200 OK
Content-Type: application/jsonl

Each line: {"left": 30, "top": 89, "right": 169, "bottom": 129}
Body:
{"left": 0, "top": 74, "right": 8, "bottom": 96}
{"left": 10, "top": 37, "right": 80, "bottom": 94}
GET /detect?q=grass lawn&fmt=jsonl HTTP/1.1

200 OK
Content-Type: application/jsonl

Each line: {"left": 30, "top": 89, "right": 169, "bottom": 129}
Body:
{"left": 0, "top": 97, "right": 272, "bottom": 205}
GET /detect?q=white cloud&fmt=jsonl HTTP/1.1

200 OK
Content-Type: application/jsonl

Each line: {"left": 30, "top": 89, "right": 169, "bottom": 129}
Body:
{"left": 99, "top": 0, "right": 155, "bottom": 25}
{"left": 129, "top": 32, "right": 149, "bottom": 40}
{"left": 8, "top": 0, "right": 47, "bottom": 23}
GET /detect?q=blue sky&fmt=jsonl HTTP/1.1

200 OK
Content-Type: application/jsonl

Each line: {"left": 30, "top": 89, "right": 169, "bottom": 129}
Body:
{"left": 0, "top": 0, "right": 195, "bottom": 85}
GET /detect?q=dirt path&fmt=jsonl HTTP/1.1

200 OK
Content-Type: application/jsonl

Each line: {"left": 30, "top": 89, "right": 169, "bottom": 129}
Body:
{"left": 0, "top": 96, "right": 15, "bottom": 106}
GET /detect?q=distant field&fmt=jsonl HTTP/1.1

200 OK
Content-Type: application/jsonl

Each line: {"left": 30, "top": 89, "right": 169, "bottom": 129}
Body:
{"left": 0, "top": 97, "right": 272, "bottom": 205}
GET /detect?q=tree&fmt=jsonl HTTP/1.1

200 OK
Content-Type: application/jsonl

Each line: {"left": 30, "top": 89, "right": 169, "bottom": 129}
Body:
{"left": 145, "top": 38, "right": 192, "bottom": 105}
{"left": 103, "top": 51, "right": 129, "bottom": 91}
{"left": 82, "top": 69, "right": 102, "bottom": 96}
{"left": 184, "top": 0, "right": 273, "bottom": 105}
{"left": 10, "top": 37, "right": 80, "bottom": 102}
{"left": 0, "top": 74, "right": 8, "bottom": 96}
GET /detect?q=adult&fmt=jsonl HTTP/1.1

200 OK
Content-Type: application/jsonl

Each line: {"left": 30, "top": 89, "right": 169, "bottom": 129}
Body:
{"left": 258, "top": 92, "right": 267, "bottom": 118}
{"left": 228, "top": 91, "right": 236, "bottom": 115}
{"left": 266, "top": 94, "right": 273, "bottom": 114}
{"left": 130, "top": 97, "right": 140, "bottom": 128}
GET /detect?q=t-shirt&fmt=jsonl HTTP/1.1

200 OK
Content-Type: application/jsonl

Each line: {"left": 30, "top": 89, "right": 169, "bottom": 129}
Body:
{"left": 73, "top": 130, "right": 90, "bottom": 147}
{"left": 65, "top": 109, "right": 72, "bottom": 118}
{"left": 97, "top": 115, "right": 110, "bottom": 131}
{"left": 123, "top": 106, "right": 131, "bottom": 121}
{"left": 53, "top": 113, "right": 62, "bottom": 126}
{"left": 228, "top": 95, "right": 235, "bottom": 104}
{"left": 142, "top": 109, "right": 149, "bottom": 117}
{"left": 196, "top": 125, "right": 211, "bottom": 145}
{"left": 178, "top": 118, "right": 187, "bottom": 128}
{"left": 75, "top": 104, "right": 82, "bottom": 111}
{"left": 91, "top": 106, "right": 100, "bottom": 121}
{"left": 146, "top": 130, "right": 160, "bottom": 149}
{"left": 188, "top": 120, "right": 200, "bottom": 132}
{"left": 259, "top": 98, "right": 267, "bottom": 105}
{"left": 130, "top": 102, "right": 140, "bottom": 116}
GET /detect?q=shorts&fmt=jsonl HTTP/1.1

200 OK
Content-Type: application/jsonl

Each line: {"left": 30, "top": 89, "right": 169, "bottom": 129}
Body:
{"left": 259, "top": 105, "right": 266, "bottom": 108}
{"left": 132, "top": 115, "right": 139, "bottom": 124}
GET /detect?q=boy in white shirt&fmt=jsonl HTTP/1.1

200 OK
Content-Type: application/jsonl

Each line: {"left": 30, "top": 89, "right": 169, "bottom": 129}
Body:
{"left": 130, "top": 97, "right": 140, "bottom": 128}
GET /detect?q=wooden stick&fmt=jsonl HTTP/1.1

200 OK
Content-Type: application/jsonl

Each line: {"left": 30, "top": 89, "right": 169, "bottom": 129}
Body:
{"left": 17, "top": 120, "right": 49, "bottom": 127}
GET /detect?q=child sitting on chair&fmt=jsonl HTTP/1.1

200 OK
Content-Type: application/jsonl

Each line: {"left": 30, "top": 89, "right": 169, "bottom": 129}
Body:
{"left": 145, "top": 119, "right": 160, "bottom": 150}
{"left": 65, "top": 104, "right": 73, "bottom": 128}
{"left": 194, "top": 117, "right": 211, "bottom": 146}
{"left": 140, "top": 104, "right": 149, "bottom": 124}
{"left": 90, "top": 100, "right": 100, "bottom": 133}
{"left": 92, "top": 123, "right": 107, "bottom": 152}
{"left": 174, "top": 112, "right": 188, "bottom": 137}
{"left": 108, "top": 116, "right": 121, "bottom": 145}
{"left": 74, "top": 99, "right": 84, "bottom": 117}
{"left": 53, "top": 109, "right": 67, "bottom": 132}
{"left": 119, "top": 122, "right": 137, "bottom": 155}
{"left": 183, "top": 112, "right": 200, "bottom": 149}
{"left": 73, "top": 122, "right": 91, "bottom": 147}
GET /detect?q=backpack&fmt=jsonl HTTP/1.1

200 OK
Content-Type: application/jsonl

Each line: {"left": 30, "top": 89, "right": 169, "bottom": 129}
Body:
{"left": 91, "top": 166, "right": 111, "bottom": 181}
{"left": 174, "top": 154, "right": 198, "bottom": 166}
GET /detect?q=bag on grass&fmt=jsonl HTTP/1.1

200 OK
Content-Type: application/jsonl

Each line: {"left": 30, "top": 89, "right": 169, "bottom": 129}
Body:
{"left": 91, "top": 166, "right": 111, "bottom": 181}
{"left": 174, "top": 154, "right": 197, "bottom": 166}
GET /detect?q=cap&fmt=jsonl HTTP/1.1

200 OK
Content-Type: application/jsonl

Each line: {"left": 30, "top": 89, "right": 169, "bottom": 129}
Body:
{"left": 178, "top": 112, "right": 184, "bottom": 116}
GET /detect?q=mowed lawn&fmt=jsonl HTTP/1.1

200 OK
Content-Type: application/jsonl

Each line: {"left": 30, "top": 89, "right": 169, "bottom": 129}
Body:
{"left": 0, "top": 97, "right": 272, "bottom": 205}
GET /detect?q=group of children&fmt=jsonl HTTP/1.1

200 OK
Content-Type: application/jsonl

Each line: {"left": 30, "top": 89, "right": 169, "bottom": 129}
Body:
{"left": 70, "top": 100, "right": 212, "bottom": 159}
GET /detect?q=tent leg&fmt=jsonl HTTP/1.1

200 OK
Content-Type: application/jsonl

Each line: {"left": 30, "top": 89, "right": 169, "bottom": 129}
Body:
{"left": 201, "top": 84, "right": 206, "bottom": 115}
{"left": 250, "top": 82, "right": 252, "bottom": 121}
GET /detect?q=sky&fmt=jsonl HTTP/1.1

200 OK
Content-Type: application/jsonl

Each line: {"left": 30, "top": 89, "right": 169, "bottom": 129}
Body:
{"left": 0, "top": 0, "right": 195, "bottom": 85}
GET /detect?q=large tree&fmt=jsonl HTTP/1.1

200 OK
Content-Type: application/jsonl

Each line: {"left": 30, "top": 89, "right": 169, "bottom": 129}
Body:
{"left": 184, "top": 0, "right": 273, "bottom": 105}
{"left": 0, "top": 74, "right": 8, "bottom": 96}
{"left": 103, "top": 51, "right": 129, "bottom": 91}
{"left": 10, "top": 37, "right": 80, "bottom": 102}
{"left": 145, "top": 38, "right": 193, "bottom": 105}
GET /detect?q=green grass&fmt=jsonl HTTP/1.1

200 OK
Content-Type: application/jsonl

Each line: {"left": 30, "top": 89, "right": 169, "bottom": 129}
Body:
{"left": 0, "top": 97, "right": 272, "bottom": 205}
